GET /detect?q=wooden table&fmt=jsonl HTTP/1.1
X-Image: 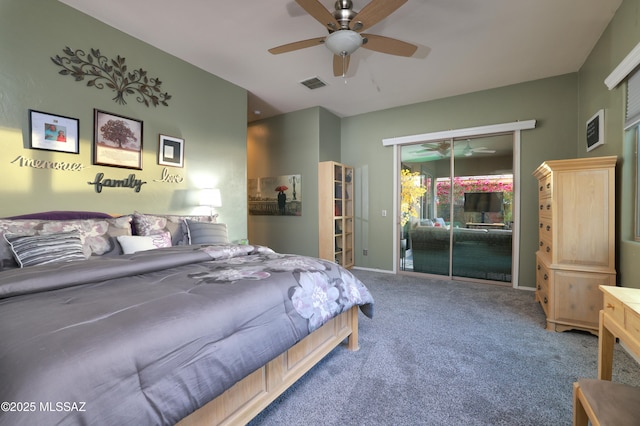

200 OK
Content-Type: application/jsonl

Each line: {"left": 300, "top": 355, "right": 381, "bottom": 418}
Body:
{"left": 598, "top": 286, "right": 640, "bottom": 380}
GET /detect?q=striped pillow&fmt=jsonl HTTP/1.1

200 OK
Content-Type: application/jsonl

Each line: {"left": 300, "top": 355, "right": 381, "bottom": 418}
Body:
{"left": 4, "top": 231, "right": 87, "bottom": 268}
{"left": 184, "top": 220, "right": 228, "bottom": 245}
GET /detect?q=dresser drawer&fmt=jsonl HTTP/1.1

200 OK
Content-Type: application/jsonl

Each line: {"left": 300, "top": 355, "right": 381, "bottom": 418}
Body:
{"left": 539, "top": 217, "right": 552, "bottom": 241}
{"left": 536, "top": 260, "right": 550, "bottom": 291}
{"left": 538, "top": 235, "right": 552, "bottom": 259}
{"left": 538, "top": 198, "right": 552, "bottom": 217}
{"left": 536, "top": 258, "right": 551, "bottom": 317}
{"left": 537, "top": 284, "right": 550, "bottom": 317}
{"left": 538, "top": 175, "right": 552, "bottom": 199}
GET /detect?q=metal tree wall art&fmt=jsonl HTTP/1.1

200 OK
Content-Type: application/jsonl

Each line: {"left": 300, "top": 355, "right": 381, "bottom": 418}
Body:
{"left": 51, "top": 47, "right": 172, "bottom": 107}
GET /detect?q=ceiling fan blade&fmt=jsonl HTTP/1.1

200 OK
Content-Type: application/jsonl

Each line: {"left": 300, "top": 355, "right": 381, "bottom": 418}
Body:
{"left": 295, "top": 0, "right": 340, "bottom": 31}
{"left": 333, "top": 54, "right": 351, "bottom": 77}
{"left": 349, "top": 0, "right": 408, "bottom": 32}
{"left": 268, "top": 37, "right": 326, "bottom": 55}
{"left": 361, "top": 34, "right": 417, "bottom": 57}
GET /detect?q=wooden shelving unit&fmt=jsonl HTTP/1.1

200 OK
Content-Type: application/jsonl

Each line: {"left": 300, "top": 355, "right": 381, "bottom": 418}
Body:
{"left": 319, "top": 161, "right": 354, "bottom": 268}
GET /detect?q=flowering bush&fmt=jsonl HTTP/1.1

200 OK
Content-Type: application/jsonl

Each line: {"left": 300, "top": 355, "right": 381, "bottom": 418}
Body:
{"left": 436, "top": 175, "right": 513, "bottom": 222}
{"left": 401, "top": 169, "right": 427, "bottom": 226}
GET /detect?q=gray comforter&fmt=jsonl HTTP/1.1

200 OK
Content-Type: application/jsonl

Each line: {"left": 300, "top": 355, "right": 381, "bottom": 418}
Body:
{"left": 0, "top": 244, "right": 373, "bottom": 425}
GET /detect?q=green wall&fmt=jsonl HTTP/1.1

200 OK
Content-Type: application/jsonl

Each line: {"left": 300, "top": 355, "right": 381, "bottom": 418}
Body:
{"left": 319, "top": 107, "right": 342, "bottom": 162}
{"left": 579, "top": 0, "right": 640, "bottom": 288}
{"left": 0, "top": 0, "right": 248, "bottom": 241}
{"left": 249, "top": 74, "right": 579, "bottom": 287}
{"left": 251, "top": 0, "right": 640, "bottom": 290}
{"left": 248, "top": 107, "right": 342, "bottom": 256}
{"left": 247, "top": 108, "right": 321, "bottom": 256}
{"left": 341, "top": 74, "right": 578, "bottom": 287}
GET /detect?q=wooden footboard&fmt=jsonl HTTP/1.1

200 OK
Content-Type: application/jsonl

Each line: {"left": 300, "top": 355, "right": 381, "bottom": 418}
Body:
{"left": 177, "top": 306, "right": 360, "bottom": 426}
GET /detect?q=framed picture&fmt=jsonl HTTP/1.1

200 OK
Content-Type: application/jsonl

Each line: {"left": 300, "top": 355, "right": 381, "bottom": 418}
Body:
{"left": 158, "top": 135, "right": 184, "bottom": 168}
{"left": 29, "top": 109, "right": 79, "bottom": 154}
{"left": 248, "top": 174, "right": 302, "bottom": 216}
{"left": 586, "top": 109, "right": 605, "bottom": 152}
{"left": 93, "top": 109, "right": 143, "bottom": 169}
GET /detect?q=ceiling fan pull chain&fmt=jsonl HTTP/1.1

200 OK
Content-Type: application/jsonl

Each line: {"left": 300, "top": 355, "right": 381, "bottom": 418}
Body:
{"left": 343, "top": 54, "right": 347, "bottom": 80}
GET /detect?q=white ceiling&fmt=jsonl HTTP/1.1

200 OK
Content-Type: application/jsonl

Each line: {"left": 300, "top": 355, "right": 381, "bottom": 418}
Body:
{"left": 59, "top": 0, "right": 622, "bottom": 123}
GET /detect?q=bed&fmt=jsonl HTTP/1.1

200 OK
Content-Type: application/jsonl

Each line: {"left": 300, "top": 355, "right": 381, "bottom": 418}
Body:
{"left": 0, "top": 212, "right": 374, "bottom": 425}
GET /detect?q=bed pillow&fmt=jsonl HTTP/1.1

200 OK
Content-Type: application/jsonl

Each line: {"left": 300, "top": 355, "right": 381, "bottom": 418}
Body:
{"left": 38, "top": 219, "right": 112, "bottom": 256}
{"left": 132, "top": 213, "right": 168, "bottom": 236}
{"left": 0, "top": 216, "right": 135, "bottom": 269}
{"left": 99, "top": 215, "right": 134, "bottom": 257}
{"left": 4, "top": 231, "right": 86, "bottom": 268}
{"left": 0, "top": 219, "right": 41, "bottom": 269}
{"left": 184, "top": 220, "right": 228, "bottom": 245}
{"left": 133, "top": 213, "right": 217, "bottom": 245}
{"left": 117, "top": 232, "right": 172, "bottom": 254}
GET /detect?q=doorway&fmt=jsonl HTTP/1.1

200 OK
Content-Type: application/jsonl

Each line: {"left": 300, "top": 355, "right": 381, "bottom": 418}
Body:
{"left": 399, "top": 135, "right": 514, "bottom": 284}
{"left": 383, "top": 120, "right": 537, "bottom": 288}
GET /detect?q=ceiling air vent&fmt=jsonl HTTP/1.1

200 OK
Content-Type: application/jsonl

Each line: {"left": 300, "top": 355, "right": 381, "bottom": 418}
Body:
{"left": 300, "top": 77, "right": 327, "bottom": 90}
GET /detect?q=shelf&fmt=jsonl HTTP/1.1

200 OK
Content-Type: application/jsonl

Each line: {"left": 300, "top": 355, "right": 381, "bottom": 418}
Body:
{"left": 319, "top": 161, "right": 354, "bottom": 269}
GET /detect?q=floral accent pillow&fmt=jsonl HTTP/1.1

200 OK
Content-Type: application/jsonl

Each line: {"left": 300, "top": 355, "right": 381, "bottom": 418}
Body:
{"left": 133, "top": 213, "right": 216, "bottom": 245}
{"left": 133, "top": 213, "right": 168, "bottom": 236}
{"left": 41, "top": 220, "right": 110, "bottom": 257}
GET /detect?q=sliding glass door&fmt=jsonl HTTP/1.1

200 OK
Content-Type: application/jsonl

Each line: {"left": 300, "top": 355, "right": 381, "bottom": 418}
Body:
{"left": 399, "top": 135, "right": 514, "bottom": 283}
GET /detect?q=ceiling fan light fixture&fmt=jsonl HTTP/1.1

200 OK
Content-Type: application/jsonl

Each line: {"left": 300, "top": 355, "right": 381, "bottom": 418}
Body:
{"left": 324, "top": 30, "right": 362, "bottom": 56}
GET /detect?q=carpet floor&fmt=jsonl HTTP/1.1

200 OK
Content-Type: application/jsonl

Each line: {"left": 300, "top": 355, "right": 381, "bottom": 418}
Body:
{"left": 249, "top": 270, "right": 640, "bottom": 425}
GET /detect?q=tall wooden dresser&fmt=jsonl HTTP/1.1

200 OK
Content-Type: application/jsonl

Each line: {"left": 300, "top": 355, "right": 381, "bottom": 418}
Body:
{"left": 532, "top": 156, "right": 617, "bottom": 335}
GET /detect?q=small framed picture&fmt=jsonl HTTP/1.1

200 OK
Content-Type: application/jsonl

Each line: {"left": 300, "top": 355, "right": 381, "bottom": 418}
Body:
{"left": 586, "top": 109, "right": 605, "bottom": 152}
{"left": 29, "top": 110, "right": 80, "bottom": 154}
{"left": 94, "top": 109, "right": 143, "bottom": 169}
{"left": 158, "top": 134, "right": 184, "bottom": 168}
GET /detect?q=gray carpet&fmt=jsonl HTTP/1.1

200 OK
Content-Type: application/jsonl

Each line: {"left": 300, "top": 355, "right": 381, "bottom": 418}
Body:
{"left": 249, "top": 270, "right": 640, "bottom": 425}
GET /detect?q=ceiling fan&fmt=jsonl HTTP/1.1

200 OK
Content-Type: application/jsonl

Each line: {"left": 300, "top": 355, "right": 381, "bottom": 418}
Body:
{"left": 418, "top": 141, "right": 451, "bottom": 156}
{"left": 268, "top": 0, "right": 418, "bottom": 77}
{"left": 461, "top": 140, "right": 496, "bottom": 156}
{"left": 418, "top": 140, "right": 497, "bottom": 157}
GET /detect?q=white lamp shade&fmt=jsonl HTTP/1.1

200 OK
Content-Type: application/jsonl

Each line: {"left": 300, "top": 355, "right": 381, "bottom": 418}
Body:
{"left": 324, "top": 30, "right": 363, "bottom": 56}
{"left": 200, "top": 188, "right": 222, "bottom": 207}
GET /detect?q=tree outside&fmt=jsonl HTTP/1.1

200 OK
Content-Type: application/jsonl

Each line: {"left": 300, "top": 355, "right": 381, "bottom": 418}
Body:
{"left": 400, "top": 168, "right": 427, "bottom": 227}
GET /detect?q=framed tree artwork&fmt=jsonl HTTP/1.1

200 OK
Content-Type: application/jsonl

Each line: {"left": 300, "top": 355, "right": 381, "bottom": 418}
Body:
{"left": 93, "top": 109, "right": 143, "bottom": 169}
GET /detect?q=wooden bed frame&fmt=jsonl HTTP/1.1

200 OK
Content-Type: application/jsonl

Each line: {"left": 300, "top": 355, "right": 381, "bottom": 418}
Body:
{"left": 177, "top": 305, "right": 360, "bottom": 425}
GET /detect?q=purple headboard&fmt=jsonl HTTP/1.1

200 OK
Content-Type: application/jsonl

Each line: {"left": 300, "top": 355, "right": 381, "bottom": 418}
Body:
{"left": 5, "top": 211, "right": 113, "bottom": 220}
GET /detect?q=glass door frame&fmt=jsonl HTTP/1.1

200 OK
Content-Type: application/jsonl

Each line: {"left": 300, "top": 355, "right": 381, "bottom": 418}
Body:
{"left": 386, "top": 120, "right": 537, "bottom": 289}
